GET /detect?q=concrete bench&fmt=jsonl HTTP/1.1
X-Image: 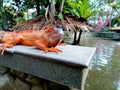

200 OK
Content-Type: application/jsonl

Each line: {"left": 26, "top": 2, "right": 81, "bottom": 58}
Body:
{"left": 0, "top": 45, "right": 96, "bottom": 90}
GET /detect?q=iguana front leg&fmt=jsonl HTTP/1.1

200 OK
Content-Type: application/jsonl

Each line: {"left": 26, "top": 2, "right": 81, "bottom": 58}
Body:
{"left": 44, "top": 47, "right": 62, "bottom": 53}
{"left": 34, "top": 40, "right": 62, "bottom": 53}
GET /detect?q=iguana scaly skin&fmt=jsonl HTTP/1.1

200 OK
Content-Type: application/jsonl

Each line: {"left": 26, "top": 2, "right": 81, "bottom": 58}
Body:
{"left": 0, "top": 27, "right": 64, "bottom": 54}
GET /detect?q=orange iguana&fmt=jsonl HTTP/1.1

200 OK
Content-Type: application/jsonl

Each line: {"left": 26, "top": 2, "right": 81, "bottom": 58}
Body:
{"left": 0, "top": 27, "right": 64, "bottom": 54}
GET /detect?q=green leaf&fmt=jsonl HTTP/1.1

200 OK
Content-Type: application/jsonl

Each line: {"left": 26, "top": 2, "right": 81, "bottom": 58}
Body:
{"left": 58, "top": 12, "right": 64, "bottom": 20}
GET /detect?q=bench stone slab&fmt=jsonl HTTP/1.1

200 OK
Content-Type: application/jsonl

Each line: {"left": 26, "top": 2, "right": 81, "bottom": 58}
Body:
{"left": 0, "top": 45, "right": 96, "bottom": 89}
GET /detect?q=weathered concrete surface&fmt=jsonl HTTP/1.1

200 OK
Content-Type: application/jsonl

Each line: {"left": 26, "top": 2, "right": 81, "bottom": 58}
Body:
{"left": 5, "top": 45, "right": 95, "bottom": 67}
{"left": 0, "top": 66, "right": 8, "bottom": 74}
{"left": 31, "top": 85, "right": 43, "bottom": 90}
{"left": 0, "top": 74, "right": 14, "bottom": 90}
{"left": 0, "top": 45, "right": 96, "bottom": 89}
{"left": 14, "top": 78, "right": 30, "bottom": 90}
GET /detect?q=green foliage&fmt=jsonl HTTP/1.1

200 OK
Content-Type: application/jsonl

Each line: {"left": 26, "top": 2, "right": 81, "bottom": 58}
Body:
{"left": 41, "top": 0, "right": 49, "bottom": 6}
{"left": 56, "top": 0, "right": 61, "bottom": 4}
{"left": 22, "top": 0, "right": 35, "bottom": 10}
{"left": 105, "top": 0, "right": 114, "bottom": 3}
{"left": 116, "top": 16, "right": 120, "bottom": 22}
{"left": 64, "top": 0, "right": 96, "bottom": 20}
{"left": 58, "top": 12, "right": 64, "bottom": 20}
{"left": 13, "top": 0, "right": 49, "bottom": 15}
{"left": 111, "top": 1, "right": 120, "bottom": 15}
{"left": 2, "top": 5, "right": 26, "bottom": 27}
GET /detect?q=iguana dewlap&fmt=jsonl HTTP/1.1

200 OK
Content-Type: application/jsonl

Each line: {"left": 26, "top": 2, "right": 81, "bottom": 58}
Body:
{"left": 0, "top": 27, "right": 64, "bottom": 54}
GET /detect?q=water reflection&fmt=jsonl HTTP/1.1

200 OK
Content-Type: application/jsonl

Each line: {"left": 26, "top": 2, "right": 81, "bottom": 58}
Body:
{"left": 117, "top": 80, "right": 120, "bottom": 90}
{"left": 80, "top": 34, "right": 120, "bottom": 90}
{"left": 91, "top": 40, "right": 115, "bottom": 70}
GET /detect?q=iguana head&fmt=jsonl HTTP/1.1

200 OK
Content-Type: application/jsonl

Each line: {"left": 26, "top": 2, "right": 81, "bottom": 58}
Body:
{"left": 46, "top": 26, "right": 64, "bottom": 47}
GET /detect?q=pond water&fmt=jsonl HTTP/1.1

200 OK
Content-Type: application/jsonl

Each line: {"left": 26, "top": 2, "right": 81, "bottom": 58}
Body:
{"left": 80, "top": 33, "right": 120, "bottom": 90}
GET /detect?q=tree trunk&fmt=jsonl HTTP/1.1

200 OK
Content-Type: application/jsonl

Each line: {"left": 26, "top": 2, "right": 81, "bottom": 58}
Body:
{"left": 60, "top": 0, "right": 64, "bottom": 13}
{"left": 72, "top": 30, "right": 82, "bottom": 45}
{"left": 36, "top": 0, "right": 40, "bottom": 16}
{"left": 49, "top": 0, "right": 56, "bottom": 21}
{"left": 72, "top": 31, "right": 77, "bottom": 45}
{"left": 77, "top": 30, "right": 82, "bottom": 45}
